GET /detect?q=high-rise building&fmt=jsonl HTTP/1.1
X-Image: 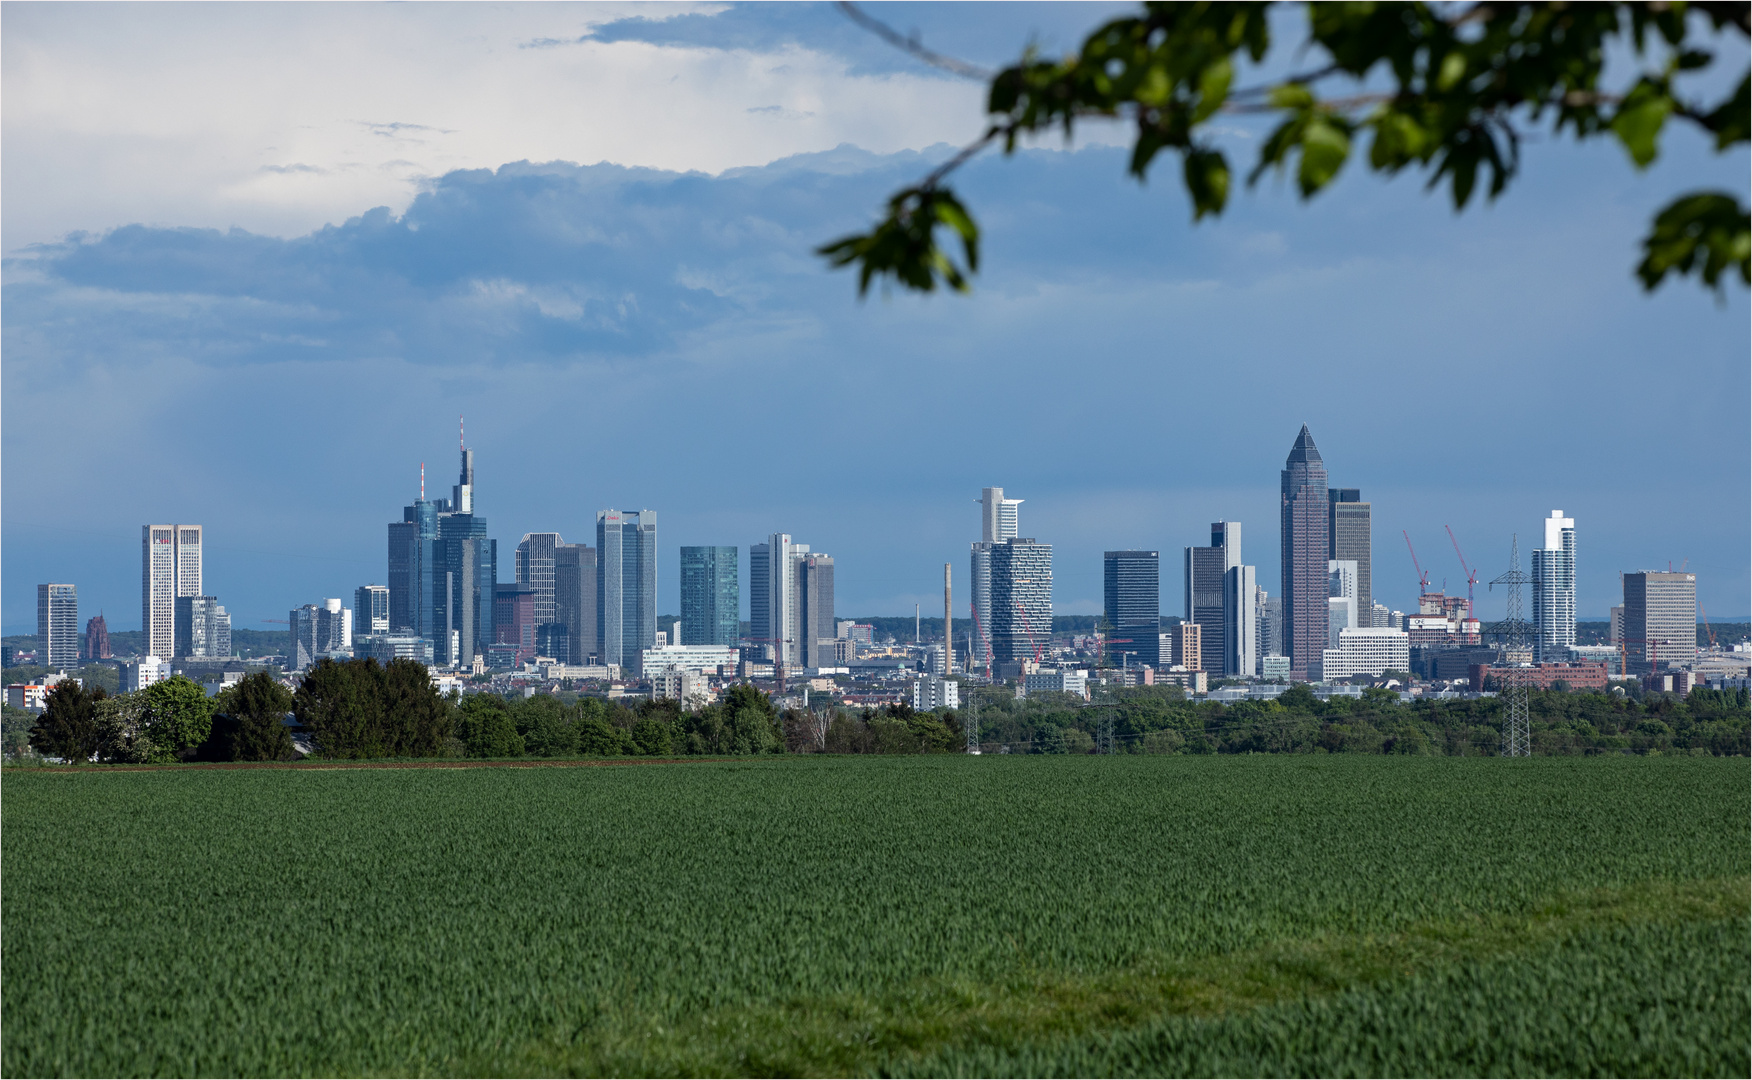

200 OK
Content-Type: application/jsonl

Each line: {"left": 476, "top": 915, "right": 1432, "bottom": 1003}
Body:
{"left": 316, "top": 599, "right": 351, "bottom": 656}
{"left": 1622, "top": 571, "right": 1696, "bottom": 675}
{"left": 598, "top": 510, "right": 657, "bottom": 674}
{"left": 1328, "top": 489, "right": 1372, "bottom": 629}
{"left": 355, "top": 585, "right": 390, "bottom": 637}
{"left": 554, "top": 542, "right": 597, "bottom": 665}
{"left": 1166, "top": 621, "right": 1202, "bottom": 671}
{"left": 799, "top": 553, "right": 837, "bottom": 669}
{"left": 990, "top": 538, "right": 1051, "bottom": 665}
{"left": 752, "top": 533, "right": 809, "bottom": 666}
{"left": 1225, "top": 564, "right": 1258, "bottom": 677}
{"left": 680, "top": 546, "right": 739, "bottom": 647}
{"left": 174, "top": 596, "right": 230, "bottom": 658}
{"left": 1328, "top": 559, "right": 1359, "bottom": 640}
{"left": 1103, "top": 551, "right": 1160, "bottom": 668}
{"left": 289, "top": 604, "right": 319, "bottom": 670}
{"left": 83, "top": 613, "right": 111, "bottom": 661}
{"left": 1258, "top": 592, "right": 1283, "bottom": 663}
{"left": 1281, "top": 426, "right": 1330, "bottom": 680}
{"left": 37, "top": 584, "right": 78, "bottom": 669}
{"left": 1185, "top": 522, "right": 1241, "bottom": 675}
{"left": 516, "top": 533, "right": 563, "bottom": 629}
{"left": 142, "top": 524, "right": 201, "bottom": 660}
{"left": 971, "top": 486, "right": 1023, "bottom": 671}
{"left": 494, "top": 583, "right": 537, "bottom": 666}
{"left": 1532, "top": 510, "right": 1577, "bottom": 662}
{"left": 389, "top": 445, "right": 497, "bottom": 669}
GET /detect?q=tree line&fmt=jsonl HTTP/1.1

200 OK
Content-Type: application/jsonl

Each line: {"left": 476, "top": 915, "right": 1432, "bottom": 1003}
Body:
{"left": 16, "top": 657, "right": 1748, "bottom": 764}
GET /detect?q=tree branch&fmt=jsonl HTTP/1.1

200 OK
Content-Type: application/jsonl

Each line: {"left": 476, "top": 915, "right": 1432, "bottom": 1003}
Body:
{"left": 836, "top": 2, "right": 994, "bottom": 81}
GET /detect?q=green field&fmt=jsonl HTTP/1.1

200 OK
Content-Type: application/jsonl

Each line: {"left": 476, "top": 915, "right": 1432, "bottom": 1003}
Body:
{"left": 3, "top": 756, "right": 1746, "bottom": 1077}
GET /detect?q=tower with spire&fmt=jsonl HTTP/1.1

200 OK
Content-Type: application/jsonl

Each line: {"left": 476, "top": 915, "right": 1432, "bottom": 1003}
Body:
{"left": 1281, "top": 425, "right": 1331, "bottom": 680}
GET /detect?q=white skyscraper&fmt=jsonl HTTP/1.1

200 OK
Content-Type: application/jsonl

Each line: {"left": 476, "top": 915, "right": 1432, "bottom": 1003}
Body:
{"left": 972, "top": 487, "right": 1023, "bottom": 671}
{"left": 752, "top": 533, "right": 811, "bottom": 666}
{"left": 37, "top": 584, "right": 78, "bottom": 669}
{"left": 1531, "top": 510, "right": 1576, "bottom": 662}
{"left": 143, "top": 524, "right": 202, "bottom": 660}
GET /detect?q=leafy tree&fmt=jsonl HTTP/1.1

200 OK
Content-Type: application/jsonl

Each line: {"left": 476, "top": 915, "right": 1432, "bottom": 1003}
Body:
{"left": 94, "top": 693, "right": 153, "bottom": 764}
{"left": 379, "top": 658, "right": 453, "bottom": 756}
{"left": 576, "top": 702, "right": 630, "bottom": 757}
{"left": 825, "top": 2, "right": 1749, "bottom": 296}
{"left": 29, "top": 678, "right": 105, "bottom": 762}
{"left": 203, "top": 672, "right": 295, "bottom": 761}
{"left": 295, "top": 658, "right": 388, "bottom": 759}
{"left": 454, "top": 694, "right": 525, "bottom": 758}
{"left": 137, "top": 675, "right": 214, "bottom": 762}
{"left": 631, "top": 715, "right": 674, "bottom": 756}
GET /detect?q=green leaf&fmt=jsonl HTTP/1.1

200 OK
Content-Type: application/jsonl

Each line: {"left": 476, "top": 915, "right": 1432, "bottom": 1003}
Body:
{"left": 1269, "top": 82, "right": 1315, "bottom": 110}
{"left": 1183, "top": 147, "right": 1231, "bottom": 219}
{"left": 1611, "top": 80, "right": 1673, "bottom": 168}
{"left": 1297, "top": 116, "right": 1352, "bottom": 196}
{"left": 1637, "top": 191, "right": 1751, "bottom": 292}
{"left": 1193, "top": 57, "right": 1233, "bottom": 123}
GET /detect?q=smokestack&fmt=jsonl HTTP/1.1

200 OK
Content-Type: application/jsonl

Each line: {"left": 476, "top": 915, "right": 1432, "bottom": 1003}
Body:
{"left": 944, "top": 562, "right": 952, "bottom": 675}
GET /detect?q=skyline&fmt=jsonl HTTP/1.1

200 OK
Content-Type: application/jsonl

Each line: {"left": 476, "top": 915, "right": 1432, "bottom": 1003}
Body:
{"left": 4, "top": 3, "right": 1747, "bottom": 633}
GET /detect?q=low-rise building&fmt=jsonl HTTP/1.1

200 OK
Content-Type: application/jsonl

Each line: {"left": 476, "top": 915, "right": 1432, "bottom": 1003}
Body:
{"left": 122, "top": 656, "right": 170, "bottom": 693}
{"left": 1468, "top": 661, "right": 1612, "bottom": 693}
{"left": 1023, "top": 668, "right": 1088, "bottom": 698}
{"left": 911, "top": 674, "right": 960, "bottom": 711}
{"left": 643, "top": 644, "right": 739, "bottom": 674}
{"left": 1259, "top": 655, "right": 1290, "bottom": 679}
{"left": 1319, "top": 628, "right": 1411, "bottom": 681}
{"left": 1155, "top": 667, "right": 1208, "bottom": 693}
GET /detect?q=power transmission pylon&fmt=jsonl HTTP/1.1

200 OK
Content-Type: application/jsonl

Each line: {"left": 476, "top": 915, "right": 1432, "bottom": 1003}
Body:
{"left": 965, "top": 688, "right": 980, "bottom": 754}
{"left": 1488, "top": 534, "right": 1533, "bottom": 757}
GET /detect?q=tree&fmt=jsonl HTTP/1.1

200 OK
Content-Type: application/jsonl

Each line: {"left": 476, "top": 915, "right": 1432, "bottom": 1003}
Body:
{"left": 631, "top": 715, "right": 674, "bottom": 756}
{"left": 295, "top": 658, "right": 388, "bottom": 759}
{"left": 94, "top": 693, "right": 153, "bottom": 764}
{"left": 136, "top": 675, "right": 214, "bottom": 762}
{"left": 29, "top": 678, "right": 105, "bottom": 762}
{"left": 454, "top": 694, "right": 525, "bottom": 758}
{"left": 824, "top": 2, "right": 1749, "bottom": 296}
{"left": 204, "top": 672, "right": 295, "bottom": 761}
{"left": 379, "top": 658, "right": 453, "bottom": 756}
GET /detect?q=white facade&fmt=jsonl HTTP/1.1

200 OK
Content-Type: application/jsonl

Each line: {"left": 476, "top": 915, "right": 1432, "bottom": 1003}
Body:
{"left": 1532, "top": 510, "right": 1576, "bottom": 662}
{"left": 143, "top": 524, "right": 201, "bottom": 661}
{"left": 123, "top": 656, "right": 170, "bottom": 692}
{"left": 1023, "top": 668, "right": 1087, "bottom": 698}
{"left": 655, "top": 666, "right": 713, "bottom": 707}
{"left": 641, "top": 644, "right": 738, "bottom": 673}
{"left": 37, "top": 583, "right": 78, "bottom": 669}
{"left": 911, "top": 674, "right": 960, "bottom": 711}
{"left": 1319, "top": 628, "right": 1411, "bottom": 680}
{"left": 1225, "top": 564, "right": 1258, "bottom": 679}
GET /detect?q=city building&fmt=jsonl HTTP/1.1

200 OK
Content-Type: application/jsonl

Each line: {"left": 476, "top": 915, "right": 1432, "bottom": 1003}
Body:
{"left": 436, "top": 450, "right": 495, "bottom": 669}
{"left": 1023, "top": 668, "right": 1087, "bottom": 698}
{"left": 1154, "top": 668, "right": 1207, "bottom": 693}
{"left": 598, "top": 509, "right": 657, "bottom": 675}
{"left": 83, "top": 613, "right": 111, "bottom": 661}
{"left": 1328, "top": 488, "right": 1372, "bottom": 629}
{"left": 1328, "top": 558, "right": 1359, "bottom": 646}
{"left": 1164, "top": 622, "right": 1202, "bottom": 672}
{"left": 990, "top": 538, "right": 1052, "bottom": 665}
{"left": 535, "top": 623, "right": 569, "bottom": 661}
{"left": 142, "top": 524, "right": 201, "bottom": 661}
{"left": 1609, "top": 604, "right": 1625, "bottom": 644}
{"left": 1622, "top": 571, "right": 1697, "bottom": 674}
{"left": 912, "top": 673, "right": 960, "bottom": 711}
{"left": 1370, "top": 601, "right": 1391, "bottom": 628}
{"left": 680, "top": 546, "right": 739, "bottom": 647}
{"left": 1225, "top": 564, "right": 1258, "bottom": 679}
{"left": 970, "top": 486, "right": 1023, "bottom": 671}
{"left": 1469, "top": 661, "right": 1610, "bottom": 693}
{"left": 289, "top": 605, "right": 319, "bottom": 670}
{"left": 387, "top": 488, "right": 440, "bottom": 639}
{"left": 1531, "top": 510, "right": 1577, "bottom": 662}
{"left": 174, "top": 596, "right": 231, "bottom": 659}
{"left": 37, "top": 583, "right": 78, "bottom": 669}
{"left": 799, "top": 553, "right": 837, "bottom": 669}
{"left": 1260, "top": 654, "right": 1290, "bottom": 679}
{"left": 641, "top": 644, "right": 739, "bottom": 673}
{"left": 655, "top": 666, "right": 712, "bottom": 708}
{"left": 554, "top": 542, "right": 597, "bottom": 665}
{"left": 355, "top": 634, "right": 435, "bottom": 665}
{"left": 1318, "top": 627, "right": 1411, "bottom": 681}
{"left": 751, "top": 533, "right": 824, "bottom": 668}
{"left": 1185, "top": 522, "right": 1239, "bottom": 674}
{"left": 1281, "top": 427, "right": 1330, "bottom": 680}
{"left": 122, "top": 656, "right": 170, "bottom": 692}
{"left": 494, "top": 583, "right": 537, "bottom": 667}
{"left": 516, "top": 533, "right": 563, "bottom": 630}
{"left": 1258, "top": 592, "right": 1283, "bottom": 663}
{"left": 1104, "top": 550, "right": 1160, "bottom": 668}
{"left": 355, "top": 585, "right": 390, "bottom": 637}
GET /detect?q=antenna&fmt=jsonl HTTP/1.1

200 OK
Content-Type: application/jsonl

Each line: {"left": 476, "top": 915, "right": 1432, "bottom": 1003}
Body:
{"left": 420, "top": 462, "right": 425, "bottom": 500}
{"left": 460, "top": 415, "right": 465, "bottom": 450}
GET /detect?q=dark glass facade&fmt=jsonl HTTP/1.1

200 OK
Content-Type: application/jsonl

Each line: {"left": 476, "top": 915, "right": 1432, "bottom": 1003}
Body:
{"left": 990, "top": 538, "right": 1052, "bottom": 664}
{"left": 1281, "top": 426, "right": 1331, "bottom": 680}
{"left": 1328, "top": 488, "right": 1372, "bottom": 629}
{"left": 598, "top": 510, "right": 657, "bottom": 674}
{"left": 1103, "top": 550, "right": 1160, "bottom": 667}
{"left": 680, "top": 546, "right": 739, "bottom": 647}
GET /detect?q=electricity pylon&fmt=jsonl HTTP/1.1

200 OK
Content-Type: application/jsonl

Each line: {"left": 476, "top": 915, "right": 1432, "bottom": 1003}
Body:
{"left": 1488, "top": 534, "right": 1533, "bottom": 757}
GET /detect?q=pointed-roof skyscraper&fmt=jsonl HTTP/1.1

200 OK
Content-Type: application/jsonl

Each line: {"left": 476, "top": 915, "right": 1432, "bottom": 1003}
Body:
{"left": 1281, "top": 425, "right": 1330, "bottom": 680}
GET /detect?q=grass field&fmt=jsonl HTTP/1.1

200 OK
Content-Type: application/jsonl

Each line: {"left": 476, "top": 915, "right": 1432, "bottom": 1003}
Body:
{"left": 3, "top": 756, "right": 1746, "bottom": 1077}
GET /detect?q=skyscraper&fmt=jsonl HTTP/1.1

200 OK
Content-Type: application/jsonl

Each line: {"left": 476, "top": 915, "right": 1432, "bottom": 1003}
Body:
{"left": 1225, "top": 564, "right": 1258, "bottom": 677}
{"left": 84, "top": 613, "right": 111, "bottom": 661}
{"left": 175, "top": 596, "right": 230, "bottom": 659}
{"left": 681, "top": 546, "right": 739, "bottom": 647}
{"left": 436, "top": 447, "right": 495, "bottom": 669}
{"left": 1531, "top": 510, "right": 1576, "bottom": 662}
{"left": 388, "top": 487, "right": 440, "bottom": 638}
{"left": 1103, "top": 551, "right": 1160, "bottom": 667}
{"left": 752, "top": 533, "right": 810, "bottom": 666}
{"left": 598, "top": 510, "right": 657, "bottom": 674}
{"left": 37, "top": 584, "right": 77, "bottom": 669}
{"left": 1328, "top": 488, "right": 1372, "bottom": 626}
{"left": 355, "top": 585, "right": 390, "bottom": 637}
{"left": 1185, "top": 522, "right": 1241, "bottom": 675}
{"left": 971, "top": 486, "right": 1023, "bottom": 671}
{"left": 142, "top": 524, "right": 201, "bottom": 660}
{"left": 516, "top": 533, "right": 563, "bottom": 629}
{"left": 799, "top": 553, "right": 837, "bottom": 669}
{"left": 554, "top": 542, "right": 597, "bottom": 665}
{"left": 1281, "top": 426, "right": 1330, "bottom": 680}
{"left": 1622, "top": 570, "right": 1695, "bottom": 675}
{"left": 289, "top": 604, "right": 319, "bottom": 670}
{"left": 1259, "top": 591, "right": 1284, "bottom": 661}
{"left": 990, "top": 538, "right": 1051, "bottom": 666}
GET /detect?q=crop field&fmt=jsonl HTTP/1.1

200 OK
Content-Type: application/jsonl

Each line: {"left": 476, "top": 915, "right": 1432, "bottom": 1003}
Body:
{"left": 3, "top": 756, "right": 1747, "bottom": 1077}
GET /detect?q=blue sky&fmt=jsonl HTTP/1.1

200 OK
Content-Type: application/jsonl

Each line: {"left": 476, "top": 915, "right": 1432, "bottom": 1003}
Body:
{"left": 4, "top": 2, "right": 1748, "bottom": 635}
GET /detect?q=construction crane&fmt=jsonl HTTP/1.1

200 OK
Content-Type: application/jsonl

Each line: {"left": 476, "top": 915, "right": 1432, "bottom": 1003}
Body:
{"left": 1403, "top": 530, "right": 1432, "bottom": 599}
{"left": 1445, "top": 525, "right": 1481, "bottom": 619}
{"left": 1014, "top": 598, "right": 1045, "bottom": 665}
{"left": 1701, "top": 608, "right": 1717, "bottom": 650}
